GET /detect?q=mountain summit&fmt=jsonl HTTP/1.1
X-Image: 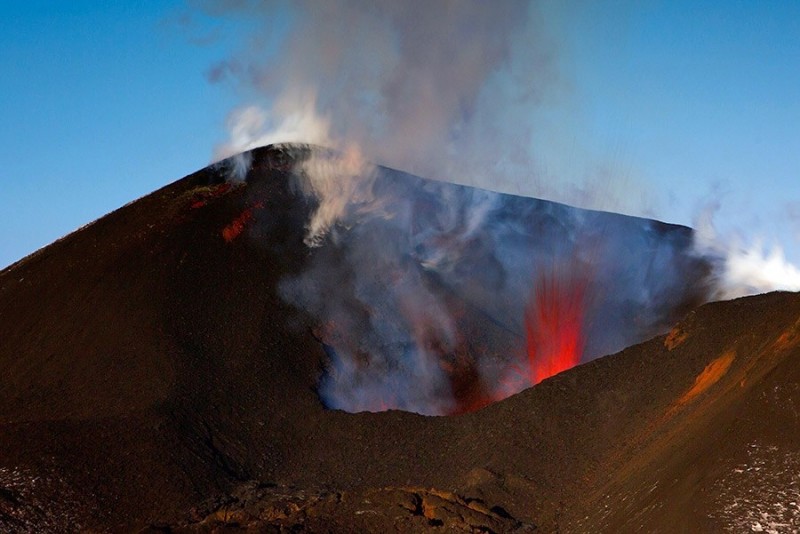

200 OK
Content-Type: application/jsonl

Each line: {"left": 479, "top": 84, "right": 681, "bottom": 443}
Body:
{"left": 1, "top": 144, "right": 797, "bottom": 531}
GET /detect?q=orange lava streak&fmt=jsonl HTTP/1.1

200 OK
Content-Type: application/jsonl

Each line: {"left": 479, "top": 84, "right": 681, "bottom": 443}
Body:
{"left": 676, "top": 351, "right": 735, "bottom": 407}
{"left": 222, "top": 209, "right": 254, "bottom": 242}
{"left": 221, "top": 202, "right": 264, "bottom": 242}
{"left": 525, "top": 267, "right": 587, "bottom": 385}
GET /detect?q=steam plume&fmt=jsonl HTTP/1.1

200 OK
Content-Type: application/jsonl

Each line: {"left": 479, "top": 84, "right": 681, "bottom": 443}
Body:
{"left": 693, "top": 206, "right": 800, "bottom": 300}
{"left": 205, "top": 0, "right": 552, "bottom": 194}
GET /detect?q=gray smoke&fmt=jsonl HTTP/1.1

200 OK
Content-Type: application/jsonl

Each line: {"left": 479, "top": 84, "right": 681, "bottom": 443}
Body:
{"left": 203, "top": 0, "right": 557, "bottom": 196}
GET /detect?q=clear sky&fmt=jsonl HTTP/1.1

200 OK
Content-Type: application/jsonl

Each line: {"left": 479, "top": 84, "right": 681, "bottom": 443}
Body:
{"left": 1, "top": 1, "right": 799, "bottom": 269}
{"left": 540, "top": 0, "right": 800, "bottom": 258}
{"left": 0, "top": 1, "right": 235, "bottom": 268}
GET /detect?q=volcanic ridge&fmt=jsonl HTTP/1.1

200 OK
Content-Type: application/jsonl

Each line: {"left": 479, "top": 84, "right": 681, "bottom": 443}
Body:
{"left": 1, "top": 144, "right": 799, "bottom": 532}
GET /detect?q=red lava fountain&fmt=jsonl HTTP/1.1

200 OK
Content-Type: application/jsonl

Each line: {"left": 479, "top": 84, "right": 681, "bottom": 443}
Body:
{"left": 525, "top": 266, "right": 588, "bottom": 385}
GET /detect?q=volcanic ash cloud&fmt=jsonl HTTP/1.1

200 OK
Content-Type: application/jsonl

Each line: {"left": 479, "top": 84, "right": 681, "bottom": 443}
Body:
{"left": 206, "top": 0, "right": 554, "bottom": 197}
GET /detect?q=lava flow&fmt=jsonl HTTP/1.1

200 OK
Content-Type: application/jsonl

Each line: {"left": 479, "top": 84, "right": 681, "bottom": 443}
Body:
{"left": 524, "top": 265, "right": 589, "bottom": 385}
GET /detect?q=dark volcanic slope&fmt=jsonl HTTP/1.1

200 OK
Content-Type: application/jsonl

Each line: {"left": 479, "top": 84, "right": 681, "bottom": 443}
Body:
{"left": 1, "top": 144, "right": 799, "bottom": 532}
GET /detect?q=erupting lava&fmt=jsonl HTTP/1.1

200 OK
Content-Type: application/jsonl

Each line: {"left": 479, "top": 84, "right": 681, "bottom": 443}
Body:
{"left": 318, "top": 264, "right": 593, "bottom": 415}
{"left": 524, "top": 265, "right": 588, "bottom": 385}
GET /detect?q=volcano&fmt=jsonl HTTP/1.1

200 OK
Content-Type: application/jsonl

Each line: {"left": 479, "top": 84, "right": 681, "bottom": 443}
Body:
{"left": 1, "top": 144, "right": 799, "bottom": 532}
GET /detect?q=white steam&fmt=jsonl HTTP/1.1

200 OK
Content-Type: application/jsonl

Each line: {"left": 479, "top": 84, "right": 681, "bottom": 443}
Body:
{"left": 212, "top": 91, "right": 335, "bottom": 182}
{"left": 694, "top": 207, "right": 800, "bottom": 300}
{"left": 213, "top": 93, "right": 333, "bottom": 162}
{"left": 292, "top": 146, "right": 383, "bottom": 246}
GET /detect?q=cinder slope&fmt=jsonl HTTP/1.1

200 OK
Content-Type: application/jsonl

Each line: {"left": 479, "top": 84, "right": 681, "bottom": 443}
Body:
{"left": 0, "top": 149, "right": 323, "bottom": 529}
{"left": 147, "top": 290, "right": 800, "bottom": 533}
{"left": 572, "top": 291, "right": 800, "bottom": 532}
{"left": 1, "top": 145, "right": 797, "bottom": 532}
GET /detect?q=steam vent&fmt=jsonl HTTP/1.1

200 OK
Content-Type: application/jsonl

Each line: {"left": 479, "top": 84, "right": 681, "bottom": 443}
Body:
{"left": 2, "top": 144, "right": 800, "bottom": 531}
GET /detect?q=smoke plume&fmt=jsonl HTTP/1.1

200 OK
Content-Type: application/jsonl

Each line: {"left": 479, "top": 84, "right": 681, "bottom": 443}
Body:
{"left": 195, "top": 1, "right": 800, "bottom": 414}
{"left": 693, "top": 205, "right": 800, "bottom": 300}
{"left": 203, "top": 0, "right": 554, "bottom": 195}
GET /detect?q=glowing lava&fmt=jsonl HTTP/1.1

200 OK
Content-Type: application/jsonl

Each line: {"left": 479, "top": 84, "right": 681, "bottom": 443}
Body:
{"left": 524, "top": 266, "right": 588, "bottom": 385}
{"left": 221, "top": 202, "right": 264, "bottom": 242}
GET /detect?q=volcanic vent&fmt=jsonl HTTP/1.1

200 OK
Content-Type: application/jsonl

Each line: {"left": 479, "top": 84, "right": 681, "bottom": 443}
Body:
{"left": 224, "top": 144, "right": 713, "bottom": 415}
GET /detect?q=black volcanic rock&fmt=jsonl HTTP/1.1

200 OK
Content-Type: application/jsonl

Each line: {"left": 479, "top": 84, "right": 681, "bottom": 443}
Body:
{"left": 1, "top": 144, "right": 798, "bottom": 532}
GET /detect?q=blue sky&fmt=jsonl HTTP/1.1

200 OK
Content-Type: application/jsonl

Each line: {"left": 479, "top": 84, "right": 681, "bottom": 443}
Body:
{"left": 1, "top": 1, "right": 799, "bottom": 269}
{"left": 0, "top": 1, "right": 235, "bottom": 267}
{"left": 544, "top": 1, "right": 800, "bottom": 249}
